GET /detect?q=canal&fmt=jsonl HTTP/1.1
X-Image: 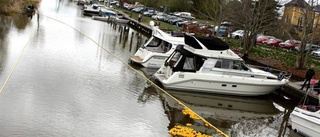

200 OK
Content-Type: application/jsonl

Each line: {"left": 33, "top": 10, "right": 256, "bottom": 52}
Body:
{"left": 0, "top": 0, "right": 302, "bottom": 136}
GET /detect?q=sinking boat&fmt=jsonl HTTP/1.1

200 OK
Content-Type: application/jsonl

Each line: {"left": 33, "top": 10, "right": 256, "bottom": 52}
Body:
{"left": 153, "top": 35, "right": 291, "bottom": 96}
{"left": 130, "top": 27, "right": 185, "bottom": 68}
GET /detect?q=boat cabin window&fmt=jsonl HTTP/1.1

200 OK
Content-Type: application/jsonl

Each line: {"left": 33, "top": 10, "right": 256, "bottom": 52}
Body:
{"left": 146, "top": 37, "right": 161, "bottom": 47}
{"left": 214, "top": 59, "right": 249, "bottom": 71}
{"left": 166, "top": 51, "right": 182, "bottom": 68}
{"left": 183, "top": 57, "right": 195, "bottom": 70}
{"left": 146, "top": 37, "right": 172, "bottom": 53}
{"left": 214, "top": 59, "right": 232, "bottom": 69}
{"left": 166, "top": 50, "right": 204, "bottom": 72}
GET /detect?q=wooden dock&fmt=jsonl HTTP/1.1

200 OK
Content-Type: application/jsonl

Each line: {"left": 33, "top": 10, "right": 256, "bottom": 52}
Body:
{"left": 115, "top": 10, "right": 153, "bottom": 35}
{"left": 280, "top": 81, "right": 319, "bottom": 105}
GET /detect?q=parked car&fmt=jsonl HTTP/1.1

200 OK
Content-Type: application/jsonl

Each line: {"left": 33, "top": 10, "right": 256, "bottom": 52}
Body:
{"left": 151, "top": 12, "right": 166, "bottom": 20}
{"left": 173, "top": 12, "right": 195, "bottom": 20}
{"left": 262, "top": 38, "right": 283, "bottom": 47}
{"left": 176, "top": 20, "right": 197, "bottom": 27}
{"left": 143, "top": 10, "right": 156, "bottom": 16}
{"left": 214, "top": 26, "right": 232, "bottom": 37}
{"left": 257, "top": 35, "right": 275, "bottom": 43}
{"left": 279, "top": 40, "right": 301, "bottom": 50}
{"left": 231, "top": 30, "right": 244, "bottom": 39}
{"left": 132, "top": 7, "right": 144, "bottom": 13}
{"left": 166, "top": 16, "right": 183, "bottom": 24}
{"left": 311, "top": 49, "right": 320, "bottom": 57}
{"left": 295, "top": 43, "right": 320, "bottom": 52}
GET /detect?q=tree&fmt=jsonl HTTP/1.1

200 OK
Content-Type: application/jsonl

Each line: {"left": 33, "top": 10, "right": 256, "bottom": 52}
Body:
{"left": 228, "top": 0, "right": 280, "bottom": 52}
{"left": 190, "top": 0, "right": 230, "bottom": 33}
{"left": 280, "top": 0, "right": 320, "bottom": 69}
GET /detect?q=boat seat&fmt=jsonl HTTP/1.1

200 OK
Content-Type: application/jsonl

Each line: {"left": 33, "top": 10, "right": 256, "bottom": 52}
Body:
{"left": 307, "top": 105, "right": 320, "bottom": 112}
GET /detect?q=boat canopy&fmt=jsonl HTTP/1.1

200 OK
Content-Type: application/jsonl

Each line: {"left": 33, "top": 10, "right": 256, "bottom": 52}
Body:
{"left": 184, "top": 34, "right": 229, "bottom": 50}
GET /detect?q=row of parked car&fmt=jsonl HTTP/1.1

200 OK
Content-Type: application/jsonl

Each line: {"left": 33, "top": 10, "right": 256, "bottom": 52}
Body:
{"left": 121, "top": 2, "right": 196, "bottom": 25}
{"left": 108, "top": 1, "right": 320, "bottom": 57}
{"left": 231, "top": 30, "right": 320, "bottom": 57}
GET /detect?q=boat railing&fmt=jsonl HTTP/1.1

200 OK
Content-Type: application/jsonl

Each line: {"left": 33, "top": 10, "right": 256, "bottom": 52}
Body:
{"left": 248, "top": 64, "right": 292, "bottom": 81}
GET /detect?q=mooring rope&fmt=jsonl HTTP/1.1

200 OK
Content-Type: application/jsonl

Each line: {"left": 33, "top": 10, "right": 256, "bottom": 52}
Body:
{"left": 0, "top": 31, "right": 32, "bottom": 94}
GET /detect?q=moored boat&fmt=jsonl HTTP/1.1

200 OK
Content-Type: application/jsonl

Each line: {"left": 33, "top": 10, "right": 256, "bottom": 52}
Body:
{"left": 130, "top": 27, "right": 185, "bottom": 68}
{"left": 290, "top": 105, "right": 320, "bottom": 137}
{"left": 153, "top": 35, "right": 291, "bottom": 96}
{"left": 115, "top": 18, "right": 130, "bottom": 24}
{"left": 92, "top": 15, "right": 109, "bottom": 21}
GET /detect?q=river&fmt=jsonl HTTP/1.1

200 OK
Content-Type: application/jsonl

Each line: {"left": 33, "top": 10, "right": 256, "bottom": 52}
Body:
{"left": 0, "top": 0, "right": 302, "bottom": 136}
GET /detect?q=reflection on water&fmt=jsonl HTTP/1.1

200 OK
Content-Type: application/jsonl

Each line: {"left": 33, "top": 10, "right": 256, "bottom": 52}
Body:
{"left": 160, "top": 90, "right": 284, "bottom": 136}
{"left": 132, "top": 65, "right": 291, "bottom": 136}
{"left": 0, "top": 14, "right": 31, "bottom": 81}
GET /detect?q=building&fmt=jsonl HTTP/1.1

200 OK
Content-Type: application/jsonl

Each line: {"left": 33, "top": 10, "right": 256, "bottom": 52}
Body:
{"left": 282, "top": 0, "right": 309, "bottom": 29}
{"left": 282, "top": 0, "right": 320, "bottom": 40}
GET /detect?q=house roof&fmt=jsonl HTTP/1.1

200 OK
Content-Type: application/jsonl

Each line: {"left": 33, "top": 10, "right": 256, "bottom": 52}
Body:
{"left": 284, "top": 0, "right": 309, "bottom": 8}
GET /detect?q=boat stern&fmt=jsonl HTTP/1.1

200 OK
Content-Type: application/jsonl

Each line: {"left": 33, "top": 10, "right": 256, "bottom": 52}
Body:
{"left": 130, "top": 48, "right": 150, "bottom": 67}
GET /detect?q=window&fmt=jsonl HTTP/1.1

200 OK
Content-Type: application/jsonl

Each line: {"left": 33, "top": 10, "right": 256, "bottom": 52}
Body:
{"left": 285, "top": 15, "right": 289, "bottom": 23}
{"left": 214, "top": 59, "right": 232, "bottom": 69}
{"left": 214, "top": 60, "right": 222, "bottom": 68}
{"left": 167, "top": 52, "right": 181, "bottom": 68}
{"left": 183, "top": 57, "right": 195, "bottom": 70}
{"left": 147, "top": 37, "right": 161, "bottom": 47}
{"left": 297, "top": 17, "right": 303, "bottom": 26}
{"left": 221, "top": 60, "right": 231, "bottom": 69}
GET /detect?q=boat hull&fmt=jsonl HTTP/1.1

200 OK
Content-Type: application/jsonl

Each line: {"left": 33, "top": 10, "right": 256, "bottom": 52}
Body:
{"left": 154, "top": 72, "right": 287, "bottom": 96}
{"left": 290, "top": 107, "right": 320, "bottom": 137}
{"left": 115, "top": 18, "right": 130, "bottom": 24}
{"left": 92, "top": 16, "right": 109, "bottom": 21}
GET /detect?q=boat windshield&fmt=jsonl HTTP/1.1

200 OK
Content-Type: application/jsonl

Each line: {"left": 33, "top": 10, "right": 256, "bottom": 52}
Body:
{"left": 166, "top": 51, "right": 182, "bottom": 68}
{"left": 214, "top": 59, "right": 249, "bottom": 71}
{"left": 144, "top": 37, "right": 173, "bottom": 53}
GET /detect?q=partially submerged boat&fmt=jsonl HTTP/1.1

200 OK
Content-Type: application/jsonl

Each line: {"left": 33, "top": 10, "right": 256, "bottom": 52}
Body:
{"left": 290, "top": 105, "right": 320, "bottom": 137}
{"left": 130, "top": 27, "right": 185, "bottom": 68}
{"left": 154, "top": 35, "right": 291, "bottom": 96}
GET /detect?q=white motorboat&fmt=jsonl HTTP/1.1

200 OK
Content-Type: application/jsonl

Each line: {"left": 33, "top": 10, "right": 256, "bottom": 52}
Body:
{"left": 290, "top": 105, "right": 320, "bottom": 137}
{"left": 130, "top": 27, "right": 185, "bottom": 68}
{"left": 115, "top": 18, "right": 130, "bottom": 24}
{"left": 92, "top": 15, "right": 109, "bottom": 21}
{"left": 154, "top": 35, "right": 291, "bottom": 96}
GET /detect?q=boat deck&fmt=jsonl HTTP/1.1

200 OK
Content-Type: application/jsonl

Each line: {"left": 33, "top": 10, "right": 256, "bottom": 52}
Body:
{"left": 132, "top": 56, "right": 143, "bottom": 62}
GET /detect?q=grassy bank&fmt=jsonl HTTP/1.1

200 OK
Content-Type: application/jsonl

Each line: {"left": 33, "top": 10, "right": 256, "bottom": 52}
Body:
{"left": 0, "top": 0, "right": 41, "bottom": 15}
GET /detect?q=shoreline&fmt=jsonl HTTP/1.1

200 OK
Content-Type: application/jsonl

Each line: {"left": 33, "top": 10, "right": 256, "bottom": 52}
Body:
{"left": 0, "top": 0, "right": 41, "bottom": 15}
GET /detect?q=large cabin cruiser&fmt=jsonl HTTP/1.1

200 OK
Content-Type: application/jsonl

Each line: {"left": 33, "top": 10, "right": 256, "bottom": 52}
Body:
{"left": 290, "top": 105, "right": 320, "bottom": 136}
{"left": 154, "top": 35, "right": 291, "bottom": 96}
{"left": 130, "top": 27, "right": 185, "bottom": 68}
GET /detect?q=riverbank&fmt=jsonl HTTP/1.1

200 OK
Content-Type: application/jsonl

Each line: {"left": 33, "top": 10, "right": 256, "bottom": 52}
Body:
{"left": 0, "top": 0, "right": 41, "bottom": 15}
